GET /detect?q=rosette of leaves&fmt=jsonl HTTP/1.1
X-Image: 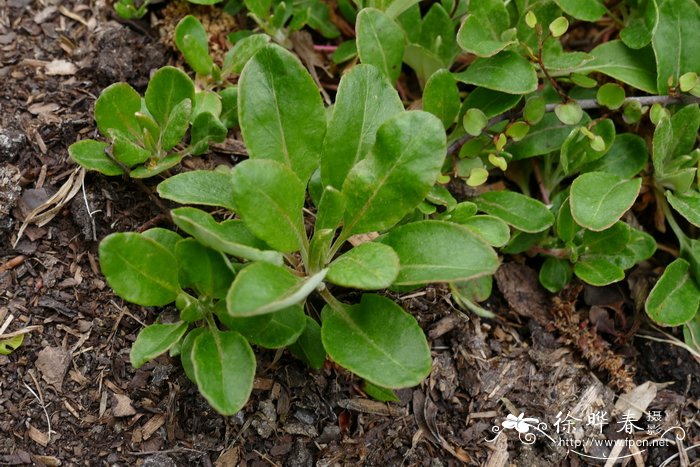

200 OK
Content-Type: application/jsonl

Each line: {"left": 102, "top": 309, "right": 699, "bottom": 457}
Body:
{"left": 98, "top": 45, "right": 499, "bottom": 415}
{"left": 69, "top": 67, "right": 228, "bottom": 178}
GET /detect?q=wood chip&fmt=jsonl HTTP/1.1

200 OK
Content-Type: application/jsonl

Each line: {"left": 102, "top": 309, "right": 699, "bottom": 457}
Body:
{"left": 112, "top": 393, "right": 136, "bottom": 417}
{"left": 337, "top": 398, "right": 406, "bottom": 417}
{"left": 35, "top": 346, "right": 71, "bottom": 391}
{"left": 215, "top": 447, "right": 240, "bottom": 467}
{"left": 141, "top": 414, "right": 165, "bottom": 440}
{"left": 27, "top": 424, "right": 48, "bottom": 447}
{"left": 33, "top": 456, "right": 61, "bottom": 466}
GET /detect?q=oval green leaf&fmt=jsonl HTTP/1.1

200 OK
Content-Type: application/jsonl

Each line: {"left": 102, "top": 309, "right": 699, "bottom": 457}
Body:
{"left": 69, "top": 140, "right": 124, "bottom": 176}
{"left": 423, "top": 69, "right": 460, "bottom": 128}
{"left": 131, "top": 322, "right": 188, "bottom": 368}
{"left": 144, "top": 66, "right": 195, "bottom": 125}
{"left": 574, "top": 257, "right": 625, "bottom": 286}
{"left": 570, "top": 172, "right": 642, "bottom": 231}
{"left": 454, "top": 51, "right": 538, "bottom": 94}
{"left": 475, "top": 190, "right": 554, "bottom": 233}
{"left": 175, "top": 15, "right": 213, "bottom": 75}
{"left": 646, "top": 259, "right": 700, "bottom": 326}
{"left": 356, "top": 8, "right": 405, "bottom": 84}
{"left": 157, "top": 170, "right": 236, "bottom": 210}
{"left": 327, "top": 242, "right": 399, "bottom": 290}
{"left": 94, "top": 83, "right": 142, "bottom": 141}
{"left": 667, "top": 190, "right": 700, "bottom": 228}
{"left": 289, "top": 316, "right": 326, "bottom": 369}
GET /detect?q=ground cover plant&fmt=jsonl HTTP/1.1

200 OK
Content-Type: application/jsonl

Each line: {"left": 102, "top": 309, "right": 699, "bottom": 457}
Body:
{"left": 62, "top": 0, "right": 700, "bottom": 435}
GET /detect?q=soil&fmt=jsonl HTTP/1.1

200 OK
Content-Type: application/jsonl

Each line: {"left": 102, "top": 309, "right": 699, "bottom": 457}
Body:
{"left": 1, "top": 1, "right": 699, "bottom": 466}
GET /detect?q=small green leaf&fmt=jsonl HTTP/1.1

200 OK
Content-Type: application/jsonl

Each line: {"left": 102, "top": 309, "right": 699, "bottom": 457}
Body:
{"left": 94, "top": 83, "right": 142, "bottom": 141}
{"left": 142, "top": 228, "right": 183, "bottom": 253}
{"left": 175, "top": 239, "right": 234, "bottom": 299}
{"left": 554, "top": 102, "right": 583, "bottom": 125}
{"left": 574, "top": 257, "right": 625, "bottom": 286}
{"left": 327, "top": 242, "right": 399, "bottom": 290}
{"left": 112, "top": 136, "right": 150, "bottom": 166}
{"left": 570, "top": 172, "right": 642, "bottom": 231}
{"left": 423, "top": 69, "right": 460, "bottom": 128}
{"left": 456, "top": 0, "right": 515, "bottom": 57}
{"left": 356, "top": 8, "right": 405, "bottom": 84}
{"left": 224, "top": 306, "right": 306, "bottom": 349}
{"left": 231, "top": 159, "right": 306, "bottom": 253}
{"left": 581, "top": 133, "right": 648, "bottom": 179}
{"left": 171, "top": 207, "right": 283, "bottom": 265}
{"left": 192, "top": 330, "right": 255, "bottom": 415}
{"left": 475, "top": 190, "right": 554, "bottom": 233}
{"left": 555, "top": 0, "right": 606, "bottom": 21}
{"left": 175, "top": 15, "right": 213, "bottom": 75}
{"left": 289, "top": 316, "right": 326, "bottom": 369}
{"left": 549, "top": 16, "right": 569, "bottom": 38}
{"left": 667, "top": 190, "right": 700, "bottom": 227}
{"left": 596, "top": 83, "right": 626, "bottom": 109}
{"left": 523, "top": 96, "right": 545, "bottom": 124}
{"left": 680, "top": 72, "right": 699, "bottom": 92}
{"left": 69, "top": 140, "right": 124, "bottom": 176}
{"left": 227, "top": 262, "right": 327, "bottom": 317}
{"left": 131, "top": 322, "right": 188, "bottom": 368}
{"left": 238, "top": 44, "right": 326, "bottom": 182}
{"left": 461, "top": 87, "right": 523, "bottom": 119}
{"left": 652, "top": 0, "right": 700, "bottom": 94}
{"left": 315, "top": 186, "right": 345, "bottom": 233}
{"left": 321, "top": 294, "right": 431, "bottom": 388}
{"left": 192, "top": 91, "right": 222, "bottom": 120}
{"left": 342, "top": 111, "right": 446, "bottom": 235}
{"left": 646, "top": 259, "right": 700, "bottom": 326}
{"left": 454, "top": 51, "right": 538, "bottom": 95}
{"left": 224, "top": 34, "right": 270, "bottom": 75}
{"left": 180, "top": 328, "right": 205, "bottom": 382}
{"left": 506, "top": 121, "right": 530, "bottom": 141}
{"left": 379, "top": 220, "right": 499, "bottom": 285}
{"left": 539, "top": 257, "right": 572, "bottom": 293}
{"left": 99, "top": 233, "right": 180, "bottom": 306}
{"left": 458, "top": 215, "right": 510, "bottom": 247}
{"left": 321, "top": 65, "right": 403, "bottom": 190}
{"left": 157, "top": 170, "right": 236, "bottom": 210}
{"left": 144, "top": 66, "right": 195, "bottom": 125}
{"left": 582, "top": 222, "right": 630, "bottom": 254}
{"left": 219, "top": 86, "right": 239, "bottom": 129}
{"left": 463, "top": 108, "right": 488, "bottom": 136}
{"left": 556, "top": 197, "right": 579, "bottom": 243}
{"left": 363, "top": 381, "right": 400, "bottom": 402}
{"left": 190, "top": 112, "right": 227, "bottom": 155}
{"left": 0, "top": 334, "right": 24, "bottom": 355}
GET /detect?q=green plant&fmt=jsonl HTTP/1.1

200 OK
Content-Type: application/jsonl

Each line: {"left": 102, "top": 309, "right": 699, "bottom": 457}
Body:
{"left": 98, "top": 45, "right": 499, "bottom": 414}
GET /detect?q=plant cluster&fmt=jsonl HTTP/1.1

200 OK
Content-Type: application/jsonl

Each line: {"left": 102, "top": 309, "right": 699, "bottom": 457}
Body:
{"left": 70, "top": 0, "right": 700, "bottom": 414}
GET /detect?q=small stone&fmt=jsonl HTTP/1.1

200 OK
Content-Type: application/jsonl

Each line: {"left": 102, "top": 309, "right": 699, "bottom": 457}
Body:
{"left": 0, "top": 129, "right": 26, "bottom": 162}
{"left": 142, "top": 454, "right": 177, "bottom": 467}
{"left": 35, "top": 346, "right": 71, "bottom": 391}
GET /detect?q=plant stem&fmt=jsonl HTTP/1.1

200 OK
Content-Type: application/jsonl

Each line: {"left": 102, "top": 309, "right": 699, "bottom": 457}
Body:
{"left": 535, "top": 24, "right": 569, "bottom": 102}
{"left": 318, "top": 286, "right": 345, "bottom": 313}
{"left": 655, "top": 185, "right": 691, "bottom": 251}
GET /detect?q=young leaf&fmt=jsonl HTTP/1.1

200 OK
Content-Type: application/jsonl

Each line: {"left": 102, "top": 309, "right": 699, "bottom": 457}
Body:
{"left": 112, "top": 136, "right": 150, "bottom": 166}
{"left": 321, "top": 294, "right": 432, "bottom": 388}
{"left": 175, "top": 239, "right": 234, "bottom": 299}
{"left": 315, "top": 186, "right": 345, "bottom": 233}
{"left": 574, "top": 257, "right": 625, "bottom": 286}
{"left": 423, "top": 68, "right": 460, "bottom": 128}
{"left": 99, "top": 233, "right": 180, "bottom": 306}
{"left": 342, "top": 111, "right": 446, "bottom": 235}
{"left": 570, "top": 172, "right": 642, "bottom": 231}
{"left": 356, "top": 8, "right": 405, "bottom": 84}
{"left": 238, "top": 44, "right": 326, "bottom": 182}
{"left": 289, "top": 316, "right": 326, "bottom": 369}
{"left": 581, "top": 133, "right": 648, "bottom": 179}
{"left": 144, "top": 66, "right": 195, "bottom": 125}
{"left": 539, "top": 257, "right": 572, "bottom": 293}
{"left": 596, "top": 83, "right": 626, "bottom": 110}
{"left": 0, "top": 334, "right": 24, "bottom": 355}
{"left": 327, "top": 242, "right": 399, "bottom": 289}
{"left": 463, "top": 108, "right": 488, "bottom": 136}
{"left": 458, "top": 215, "right": 511, "bottom": 247}
{"left": 219, "top": 86, "right": 239, "bottom": 129}
{"left": 190, "top": 112, "right": 227, "bottom": 155}
{"left": 192, "top": 91, "right": 222, "bottom": 120}
{"left": 227, "top": 262, "right": 328, "bottom": 317}
{"left": 224, "top": 305, "right": 306, "bottom": 349}
{"left": 646, "top": 259, "right": 700, "bottom": 326}
{"left": 69, "top": 140, "right": 124, "bottom": 176}
{"left": 157, "top": 170, "right": 236, "bottom": 210}
{"left": 131, "top": 322, "right": 188, "bottom": 368}
{"left": 321, "top": 65, "right": 404, "bottom": 191}
{"left": 474, "top": 190, "right": 554, "bottom": 233}
{"left": 230, "top": 159, "right": 306, "bottom": 253}
{"left": 667, "top": 190, "right": 700, "bottom": 227}
{"left": 652, "top": 0, "right": 700, "bottom": 94}
{"left": 378, "top": 220, "right": 499, "bottom": 285}
{"left": 175, "top": 15, "right": 213, "bottom": 76}
{"left": 454, "top": 51, "right": 538, "bottom": 95}
{"left": 223, "top": 34, "right": 271, "bottom": 74}
{"left": 192, "top": 330, "right": 255, "bottom": 415}
{"left": 171, "top": 207, "right": 283, "bottom": 265}
{"left": 94, "top": 83, "right": 142, "bottom": 141}
{"left": 554, "top": 102, "right": 583, "bottom": 125}
{"left": 457, "top": 0, "right": 515, "bottom": 57}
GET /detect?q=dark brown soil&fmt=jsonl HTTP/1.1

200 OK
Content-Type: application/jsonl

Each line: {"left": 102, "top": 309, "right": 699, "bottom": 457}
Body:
{"left": 1, "top": 2, "right": 698, "bottom": 466}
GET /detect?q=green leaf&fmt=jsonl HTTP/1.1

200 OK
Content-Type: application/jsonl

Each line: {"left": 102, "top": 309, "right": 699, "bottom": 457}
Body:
{"left": 130, "top": 154, "right": 184, "bottom": 178}
{"left": 462, "top": 87, "right": 523, "bottom": 119}
{"left": 219, "top": 86, "right": 239, "bottom": 129}
{"left": 190, "top": 112, "right": 227, "bottom": 155}
{"left": 327, "top": 242, "right": 399, "bottom": 289}
{"left": 315, "top": 186, "right": 345, "bottom": 233}
{"left": 193, "top": 91, "right": 222, "bottom": 120}
{"left": 548, "top": 16, "right": 569, "bottom": 38}
{"left": 379, "top": 220, "right": 499, "bottom": 285}
{"left": 342, "top": 111, "right": 446, "bottom": 235}
{"left": 523, "top": 95, "right": 546, "bottom": 124}
{"left": 582, "top": 222, "right": 630, "bottom": 254}
{"left": 463, "top": 108, "right": 488, "bottom": 136}
{"left": 417, "top": 3, "right": 457, "bottom": 66}
{"left": 130, "top": 322, "right": 188, "bottom": 368}
{"left": 175, "top": 239, "right": 234, "bottom": 299}
{"left": 227, "top": 262, "right": 328, "bottom": 317}
{"left": 112, "top": 135, "right": 150, "bottom": 166}
{"left": 509, "top": 112, "right": 583, "bottom": 159}
{"left": 458, "top": 215, "right": 511, "bottom": 247}
{"left": 620, "top": 0, "right": 658, "bottom": 49}
{"left": 554, "top": 102, "right": 583, "bottom": 125}
{"left": 454, "top": 51, "right": 538, "bottom": 94}
{"left": 539, "top": 257, "right": 572, "bottom": 293}
{"left": 224, "top": 305, "right": 306, "bottom": 349}
{"left": 0, "top": 334, "right": 24, "bottom": 355}
{"left": 363, "top": 381, "right": 400, "bottom": 402}
{"left": 555, "top": 0, "right": 605, "bottom": 21}
{"left": 652, "top": 0, "right": 700, "bottom": 94}
{"left": 570, "top": 172, "right": 642, "bottom": 231}
{"left": 144, "top": 66, "right": 195, "bottom": 125}
{"left": 94, "top": 83, "right": 142, "bottom": 141}
{"left": 646, "top": 259, "right": 700, "bottom": 326}
{"left": 192, "top": 330, "right": 255, "bottom": 415}
{"left": 99, "top": 233, "right": 180, "bottom": 306}
{"left": 157, "top": 170, "right": 236, "bottom": 210}
{"left": 171, "top": 207, "right": 283, "bottom": 265}
{"left": 321, "top": 294, "right": 431, "bottom": 388}
{"left": 289, "top": 316, "right": 326, "bottom": 369}
{"left": 402, "top": 44, "right": 447, "bottom": 85}
{"left": 230, "top": 159, "right": 306, "bottom": 253}
{"left": 626, "top": 228, "right": 657, "bottom": 264}
{"left": 238, "top": 44, "right": 326, "bottom": 182}
{"left": 667, "top": 190, "right": 700, "bottom": 227}
{"left": 556, "top": 197, "right": 579, "bottom": 243}
{"left": 180, "top": 328, "right": 205, "bottom": 382}
{"left": 457, "top": 0, "right": 515, "bottom": 57}
{"left": 175, "top": 15, "right": 213, "bottom": 75}
{"left": 423, "top": 69, "right": 460, "bottom": 129}
{"left": 574, "top": 41, "right": 657, "bottom": 93}
{"left": 474, "top": 190, "right": 554, "bottom": 233}
{"left": 581, "top": 133, "right": 648, "bottom": 179}
{"left": 69, "top": 140, "right": 124, "bottom": 176}
{"left": 356, "top": 8, "right": 405, "bottom": 84}
{"left": 596, "top": 83, "right": 626, "bottom": 109}
{"left": 321, "top": 65, "right": 403, "bottom": 190}
{"left": 574, "top": 257, "right": 625, "bottom": 286}
{"left": 142, "top": 228, "right": 183, "bottom": 253}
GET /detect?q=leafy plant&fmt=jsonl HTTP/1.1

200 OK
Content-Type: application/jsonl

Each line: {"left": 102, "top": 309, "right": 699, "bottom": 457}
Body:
{"left": 98, "top": 45, "right": 499, "bottom": 414}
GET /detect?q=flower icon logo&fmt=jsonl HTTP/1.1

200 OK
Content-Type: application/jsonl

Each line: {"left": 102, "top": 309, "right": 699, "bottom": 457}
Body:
{"left": 502, "top": 413, "right": 541, "bottom": 433}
